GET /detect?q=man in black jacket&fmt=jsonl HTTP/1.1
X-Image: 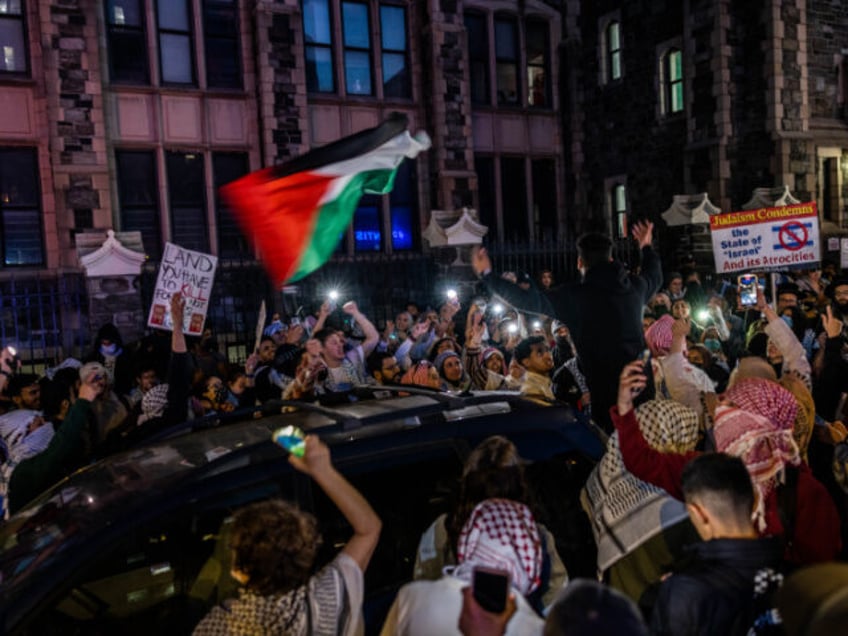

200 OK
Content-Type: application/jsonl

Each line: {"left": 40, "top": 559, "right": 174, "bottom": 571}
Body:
{"left": 472, "top": 221, "right": 661, "bottom": 432}
{"left": 650, "top": 453, "right": 783, "bottom": 636}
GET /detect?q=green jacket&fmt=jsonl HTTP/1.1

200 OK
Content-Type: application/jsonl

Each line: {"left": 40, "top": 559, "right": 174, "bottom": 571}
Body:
{"left": 8, "top": 398, "right": 95, "bottom": 514}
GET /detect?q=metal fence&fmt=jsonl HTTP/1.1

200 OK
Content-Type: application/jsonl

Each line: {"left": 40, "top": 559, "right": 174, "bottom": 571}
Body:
{"left": 4, "top": 238, "right": 581, "bottom": 371}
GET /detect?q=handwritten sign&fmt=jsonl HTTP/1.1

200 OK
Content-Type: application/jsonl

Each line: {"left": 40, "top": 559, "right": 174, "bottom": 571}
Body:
{"left": 147, "top": 242, "right": 218, "bottom": 334}
{"left": 709, "top": 202, "right": 820, "bottom": 274}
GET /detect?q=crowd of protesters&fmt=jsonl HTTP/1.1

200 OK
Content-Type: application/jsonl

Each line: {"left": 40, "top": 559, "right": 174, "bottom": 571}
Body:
{"left": 1, "top": 225, "right": 848, "bottom": 634}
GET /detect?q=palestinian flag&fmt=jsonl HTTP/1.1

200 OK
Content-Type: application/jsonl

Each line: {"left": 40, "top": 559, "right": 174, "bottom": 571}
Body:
{"left": 220, "top": 112, "right": 431, "bottom": 286}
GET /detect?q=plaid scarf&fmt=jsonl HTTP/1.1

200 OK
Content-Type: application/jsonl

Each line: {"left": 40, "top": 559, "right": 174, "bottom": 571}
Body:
{"left": 584, "top": 400, "right": 699, "bottom": 572}
{"left": 456, "top": 498, "right": 542, "bottom": 596}
{"left": 723, "top": 378, "right": 798, "bottom": 434}
{"left": 714, "top": 405, "right": 800, "bottom": 532}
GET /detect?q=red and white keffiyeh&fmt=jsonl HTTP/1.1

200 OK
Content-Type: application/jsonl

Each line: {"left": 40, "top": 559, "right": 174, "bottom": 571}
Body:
{"left": 723, "top": 377, "right": 798, "bottom": 434}
{"left": 714, "top": 405, "right": 800, "bottom": 532}
{"left": 644, "top": 315, "right": 676, "bottom": 357}
{"left": 456, "top": 498, "right": 542, "bottom": 596}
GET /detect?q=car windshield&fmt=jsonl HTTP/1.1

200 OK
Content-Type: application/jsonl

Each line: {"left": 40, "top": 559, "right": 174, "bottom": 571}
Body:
{"left": 0, "top": 421, "right": 275, "bottom": 590}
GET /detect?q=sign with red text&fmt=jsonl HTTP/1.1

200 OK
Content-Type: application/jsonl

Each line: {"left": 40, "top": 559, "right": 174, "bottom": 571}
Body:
{"left": 709, "top": 202, "right": 820, "bottom": 274}
{"left": 147, "top": 242, "right": 218, "bottom": 334}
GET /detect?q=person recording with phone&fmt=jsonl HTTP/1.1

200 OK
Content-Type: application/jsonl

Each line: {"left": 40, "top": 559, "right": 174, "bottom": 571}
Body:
{"left": 381, "top": 498, "right": 545, "bottom": 635}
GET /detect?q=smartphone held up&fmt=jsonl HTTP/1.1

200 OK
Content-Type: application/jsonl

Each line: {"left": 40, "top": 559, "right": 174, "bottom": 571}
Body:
{"left": 738, "top": 273, "right": 758, "bottom": 307}
{"left": 472, "top": 566, "right": 511, "bottom": 614}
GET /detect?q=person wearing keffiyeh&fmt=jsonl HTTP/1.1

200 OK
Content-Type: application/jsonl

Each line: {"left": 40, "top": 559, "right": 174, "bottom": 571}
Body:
{"left": 612, "top": 363, "right": 841, "bottom": 567}
{"left": 193, "top": 436, "right": 380, "bottom": 636}
{"left": 381, "top": 499, "right": 545, "bottom": 635}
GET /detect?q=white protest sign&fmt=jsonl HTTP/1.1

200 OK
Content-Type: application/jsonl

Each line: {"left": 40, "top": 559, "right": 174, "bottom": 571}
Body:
{"left": 147, "top": 242, "right": 218, "bottom": 335}
{"left": 709, "top": 202, "right": 820, "bottom": 274}
{"left": 841, "top": 238, "right": 848, "bottom": 270}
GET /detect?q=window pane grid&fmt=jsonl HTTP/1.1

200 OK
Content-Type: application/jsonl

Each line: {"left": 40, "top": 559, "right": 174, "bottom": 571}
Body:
{"left": 495, "top": 17, "right": 519, "bottom": 106}
{"left": 0, "top": 7, "right": 28, "bottom": 74}
{"left": 667, "top": 49, "right": 683, "bottom": 113}
{"left": 342, "top": 1, "right": 372, "bottom": 95}
{"left": 0, "top": 148, "right": 43, "bottom": 267}
{"left": 464, "top": 13, "right": 489, "bottom": 105}
{"left": 380, "top": 4, "right": 409, "bottom": 98}
{"left": 607, "top": 22, "right": 621, "bottom": 81}
{"left": 166, "top": 152, "right": 208, "bottom": 253}
{"left": 107, "top": 0, "right": 148, "bottom": 83}
{"left": 203, "top": 0, "right": 241, "bottom": 88}
{"left": 157, "top": 0, "right": 195, "bottom": 85}
{"left": 303, "top": 0, "right": 334, "bottom": 93}
{"left": 526, "top": 20, "right": 549, "bottom": 108}
{"left": 212, "top": 152, "right": 250, "bottom": 259}
{"left": 115, "top": 150, "right": 161, "bottom": 258}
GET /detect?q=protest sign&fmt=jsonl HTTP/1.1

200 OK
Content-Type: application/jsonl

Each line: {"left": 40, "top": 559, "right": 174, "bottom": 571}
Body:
{"left": 709, "top": 202, "right": 820, "bottom": 274}
{"left": 841, "top": 238, "right": 848, "bottom": 270}
{"left": 147, "top": 242, "right": 218, "bottom": 335}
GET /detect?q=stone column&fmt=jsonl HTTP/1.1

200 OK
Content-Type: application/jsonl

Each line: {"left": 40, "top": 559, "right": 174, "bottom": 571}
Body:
{"left": 42, "top": 0, "right": 111, "bottom": 267}
{"left": 419, "top": 0, "right": 476, "bottom": 212}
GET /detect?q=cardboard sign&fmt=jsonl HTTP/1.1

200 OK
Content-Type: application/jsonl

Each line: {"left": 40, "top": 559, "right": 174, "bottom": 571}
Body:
{"left": 709, "top": 202, "right": 820, "bottom": 274}
{"left": 147, "top": 242, "right": 218, "bottom": 334}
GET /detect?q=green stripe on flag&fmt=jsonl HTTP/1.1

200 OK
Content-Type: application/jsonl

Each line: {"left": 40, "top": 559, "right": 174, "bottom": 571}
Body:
{"left": 288, "top": 168, "right": 398, "bottom": 281}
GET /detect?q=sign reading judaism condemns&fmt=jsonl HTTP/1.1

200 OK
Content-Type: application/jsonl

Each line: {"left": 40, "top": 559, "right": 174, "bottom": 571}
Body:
{"left": 147, "top": 242, "right": 218, "bottom": 334}
{"left": 709, "top": 202, "right": 821, "bottom": 274}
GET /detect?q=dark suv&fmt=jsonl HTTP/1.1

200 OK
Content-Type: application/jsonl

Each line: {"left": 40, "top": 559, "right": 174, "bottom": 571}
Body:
{"left": 0, "top": 387, "right": 604, "bottom": 635}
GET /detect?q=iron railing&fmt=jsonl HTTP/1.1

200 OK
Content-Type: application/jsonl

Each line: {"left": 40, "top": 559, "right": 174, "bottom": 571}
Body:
{"left": 3, "top": 238, "right": 581, "bottom": 371}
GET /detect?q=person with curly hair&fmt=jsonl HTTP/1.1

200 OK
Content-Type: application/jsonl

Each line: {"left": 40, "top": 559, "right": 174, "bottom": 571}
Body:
{"left": 193, "top": 435, "right": 381, "bottom": 635}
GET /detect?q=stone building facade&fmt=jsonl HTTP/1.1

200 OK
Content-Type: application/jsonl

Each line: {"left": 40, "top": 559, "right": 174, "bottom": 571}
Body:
{"left": 567, "top": 0, "right": 848, "bottom": 266}
{"left": 1, "top": 0, "right": 847, "bottom": 280}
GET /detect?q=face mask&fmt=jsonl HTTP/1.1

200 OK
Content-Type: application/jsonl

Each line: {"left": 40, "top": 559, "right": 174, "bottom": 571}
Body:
{"left": 704, "top": 338, "right": 722, "bottom": 353}
{"left": 834, "top": 302, "right": 848, "bottom": 317}
{"left": 555, "top": 336, "right": 571, "bottom": 349}
{"left": 653, "top": 306, "right": 669, "bottom": 317}
{"left": 100, "top": 343, "right": 118, "bottom": 357}
{"left": 780, "top": 315, "right": 794, "bottom": 329}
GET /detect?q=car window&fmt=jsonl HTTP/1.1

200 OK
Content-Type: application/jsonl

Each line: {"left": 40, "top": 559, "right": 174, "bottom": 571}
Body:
{"left": 16, "top": 475, "right": 298, "bottom": 635}
{"left": 308, "top": 440, "right": 468, "bottom": 636}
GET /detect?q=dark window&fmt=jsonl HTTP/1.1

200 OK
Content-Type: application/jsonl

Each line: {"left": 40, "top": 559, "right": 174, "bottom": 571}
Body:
{"left": 0, "top": 148, "right": 42, "bottom": 266}
{"left": 342, "top": 1, "right": 371, "bottom": 95}
{"left": 500, "top": 157, "right": 527, "bottom": 241}
{"left": 532, "top": 159, "right": 556, "bottom": 241}
{"left": 823, "top": 158, "right": 839, "bottom": 224}
{"left": 166, "top": 152, "right": 208, "bottom": 253}
{"left": 212, "top": 152, "right": 250, "bottom": 259}
{"left": 494, "top": 16, "right": 519, "bottom": 106}
{"left": 353, "top": 193, "right": 381, "bottom": 252}
{"left": 157, "top": 0, "right": 195, "bottom": 85}
{"left": 303, "top": 0, "right": 335, "bottom": 93}
{"left": 607, "top": 21, "right": 621, "bottom": 81}
{"left": 203, "top": 0, "right": 241, "bottom": 89}
{"left": 380, "top": 4, "right": 409, "bottom": 98}
{"left": 23, "top": 477, "right": 293, "bottom": 634}
{"left": 474, "top": 155, "right": 495, "bottom": 236}
{"left": 464, "top": 13, "right": 488, "bottom": 105}
{"left": 662, "top": 48, "right": 683, "bottom": 114}
{"left": 526, "top": 20, "right": 549, "bottom": 108}
{"left": 0, "top": 0, "right": 27, "bottom": 74}
{"left": 389, "top": 161, "right": 415, "bottom": 250}
{"left": 106, "top": 0, "right": 149, "bottom": 84}
{"left": 115, "top": 150, "right": 161, "bottom": 258}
